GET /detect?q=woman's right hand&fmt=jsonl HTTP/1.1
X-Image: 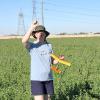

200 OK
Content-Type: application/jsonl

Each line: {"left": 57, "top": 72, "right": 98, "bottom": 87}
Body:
{"left": 29, "top": 20, "right": 39, "bottom": 32}
{"left": 22, "top": 20, "right": 39, "bottom": 46}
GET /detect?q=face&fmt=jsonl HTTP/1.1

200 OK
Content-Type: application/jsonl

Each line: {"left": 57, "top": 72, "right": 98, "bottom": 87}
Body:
{"left": 35, "top": 31, "right": 46, "bottom": 42}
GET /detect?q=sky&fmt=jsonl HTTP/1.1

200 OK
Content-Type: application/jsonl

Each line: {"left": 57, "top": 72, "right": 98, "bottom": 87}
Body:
{"left": 0, "top": 0, "right": 100, "bottom": 35}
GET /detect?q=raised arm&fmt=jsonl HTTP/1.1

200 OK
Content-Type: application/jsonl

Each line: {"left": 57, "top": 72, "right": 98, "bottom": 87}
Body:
{"left": 22, "top": 21, "right": 39, "bottom": 48}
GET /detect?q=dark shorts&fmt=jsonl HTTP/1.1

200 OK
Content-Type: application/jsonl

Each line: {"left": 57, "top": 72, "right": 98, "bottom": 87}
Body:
{"left": 31, "top": 80, "right": 54, "bottom": 95}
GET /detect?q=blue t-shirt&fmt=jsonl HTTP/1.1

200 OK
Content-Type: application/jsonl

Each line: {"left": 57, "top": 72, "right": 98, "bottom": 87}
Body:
{"left": 27, "top": 41, "right": 53, "bottom": 81}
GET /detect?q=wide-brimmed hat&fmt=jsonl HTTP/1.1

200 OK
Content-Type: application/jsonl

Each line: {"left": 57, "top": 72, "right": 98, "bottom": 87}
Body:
{"left": 32, "top": 25, "right": 50, "bottom": 38}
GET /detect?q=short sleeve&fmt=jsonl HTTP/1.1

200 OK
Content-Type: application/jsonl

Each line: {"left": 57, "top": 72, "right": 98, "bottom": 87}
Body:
{"left": 26, "top": 42, "right": 34, "bottom": 52}
{"left": 48, "top": 44, "right": 53, "bottom": 54}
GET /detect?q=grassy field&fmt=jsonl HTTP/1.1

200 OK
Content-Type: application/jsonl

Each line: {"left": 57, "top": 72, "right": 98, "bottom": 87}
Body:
{"left": 0, "top": 37, "right": 100, "bottom": 100}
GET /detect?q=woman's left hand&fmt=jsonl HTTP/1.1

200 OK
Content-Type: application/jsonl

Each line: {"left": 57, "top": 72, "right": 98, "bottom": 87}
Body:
{"left": 59, "top": 55, "right": 65, "bottom": 60}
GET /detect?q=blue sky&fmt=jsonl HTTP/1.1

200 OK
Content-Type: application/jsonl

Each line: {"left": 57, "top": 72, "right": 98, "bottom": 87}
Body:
{"left": 0, "top": 0, "right": 100, "bottom": 35}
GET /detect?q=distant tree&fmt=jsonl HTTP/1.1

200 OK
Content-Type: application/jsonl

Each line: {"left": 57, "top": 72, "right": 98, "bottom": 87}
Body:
{"left": 94, "top": 32, "right": 100, "bottom": 34}
{"left": 79, "top": 32, "right": 88, "bottom": 34}
{"left": 73, "top": 33, "right": 78, "bottom": 35}
{"left": 59, "top": 32, "right": 66, "bottom": 35}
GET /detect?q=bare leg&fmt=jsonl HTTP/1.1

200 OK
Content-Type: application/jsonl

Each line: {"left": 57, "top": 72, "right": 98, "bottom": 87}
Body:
{"left": 44, "top": 95, "right": 51, "bottom": 100}
{"left": 34, "top": 95, "right": 44, "bottom": 100}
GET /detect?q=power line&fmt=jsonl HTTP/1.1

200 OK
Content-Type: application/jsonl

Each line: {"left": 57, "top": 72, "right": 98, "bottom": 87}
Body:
{"left": 44, "top": 1, "right": 100, "bottom": 12}
{"left": 30, "top": 1, "right": 100, "bottom": 25}
{"left": 35, "top": 1, "right": 100, "bottom": 18}
{"left": 44, "top": 15, "right": 100, "bottom": 25}
{"left": 44, "top": 8, "right": 100, "bottom": 18}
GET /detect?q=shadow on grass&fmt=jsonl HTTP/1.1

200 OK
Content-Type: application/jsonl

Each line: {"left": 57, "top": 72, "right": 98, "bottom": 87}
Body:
{"left": 51, "top": 81, "right": 100, "bottom": 100}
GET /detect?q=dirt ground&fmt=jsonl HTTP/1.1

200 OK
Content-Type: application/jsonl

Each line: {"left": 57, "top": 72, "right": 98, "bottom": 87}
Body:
{"left": 0, "top": 34, "right": 100, "bottom": 39}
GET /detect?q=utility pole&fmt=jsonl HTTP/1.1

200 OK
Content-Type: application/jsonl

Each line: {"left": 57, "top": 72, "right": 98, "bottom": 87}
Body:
{"left": 17, "top": 9, "right": 26, "bottom": 35}
{"left": 32, "top": 0, "right": 44, "bottom": 25}
{"left": 32, "top": 0, "right": 37, "bottom": 21}
{"left": 41, "top": 0, "right": 44, "bottom": 25}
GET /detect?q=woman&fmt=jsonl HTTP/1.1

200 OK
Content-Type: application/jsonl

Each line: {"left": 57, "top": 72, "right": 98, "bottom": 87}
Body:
{"left": 22, "top": 21, "right": 55, "bottom": 100}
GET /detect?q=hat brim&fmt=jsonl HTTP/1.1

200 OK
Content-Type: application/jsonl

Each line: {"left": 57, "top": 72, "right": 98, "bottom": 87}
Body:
{"left": 32, "top": 30, "right": 50, "bottom": 38}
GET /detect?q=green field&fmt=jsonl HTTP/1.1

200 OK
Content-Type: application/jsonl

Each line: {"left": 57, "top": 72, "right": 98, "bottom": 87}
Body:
{"left": 0, "top": 37, "right": 100, "bottom": 100}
